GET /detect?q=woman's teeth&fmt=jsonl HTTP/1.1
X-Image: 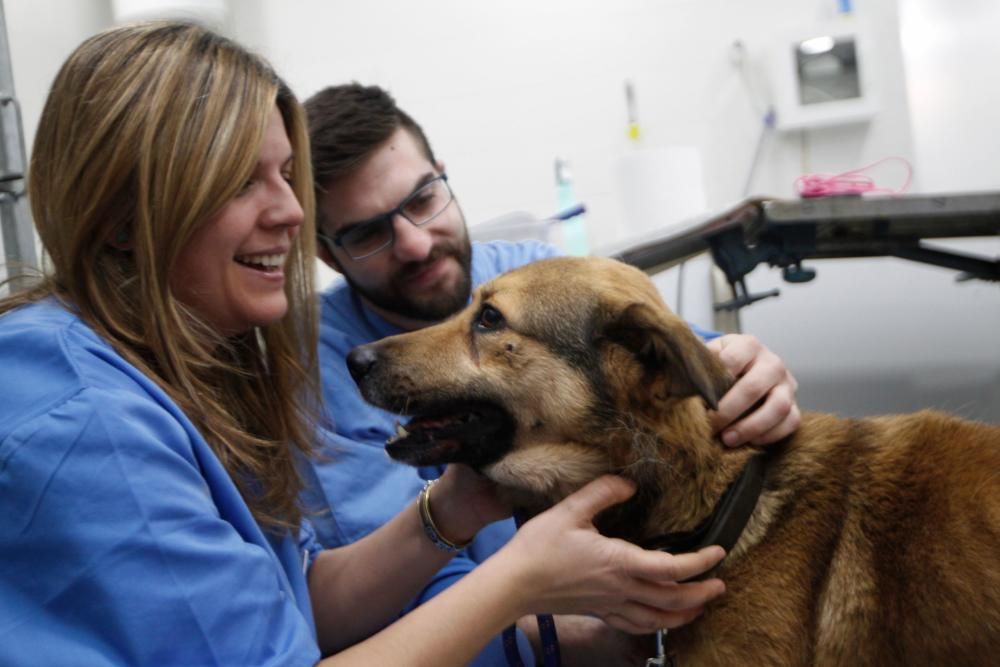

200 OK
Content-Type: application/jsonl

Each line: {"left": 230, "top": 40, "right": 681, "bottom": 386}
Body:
{"left": 235, "top": 253, "right": 285, "bottom": 270}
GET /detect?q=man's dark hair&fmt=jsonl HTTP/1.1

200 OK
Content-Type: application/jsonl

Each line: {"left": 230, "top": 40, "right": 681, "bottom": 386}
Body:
{"left": 304, "top": 83, "right": 437, "bottom": 213}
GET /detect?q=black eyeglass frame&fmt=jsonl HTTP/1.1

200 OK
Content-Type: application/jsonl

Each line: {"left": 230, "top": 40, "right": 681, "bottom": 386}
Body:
{"left": 317, "top": 173, "right": 453, "bottom": 261}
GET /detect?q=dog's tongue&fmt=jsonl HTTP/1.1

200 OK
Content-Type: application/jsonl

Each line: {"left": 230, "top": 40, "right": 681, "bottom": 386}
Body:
{"left": 383, "top": 405, "right": 513, "bottom": 468}
{"left": 385, "top": 421, "right": 461, "bottom": 465}
{"left": 409, "top": 415, "right": 455, "bottom": 430}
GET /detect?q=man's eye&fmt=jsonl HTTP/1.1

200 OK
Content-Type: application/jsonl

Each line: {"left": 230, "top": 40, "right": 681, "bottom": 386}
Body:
{"left": 347, "top": 223, "right": 383, "bottom": 245}
{"left": 406, "top": 193, "right": 435, "bottom": 213}
{"left": 475, "top": 305, "right": 505, "bottom": 331}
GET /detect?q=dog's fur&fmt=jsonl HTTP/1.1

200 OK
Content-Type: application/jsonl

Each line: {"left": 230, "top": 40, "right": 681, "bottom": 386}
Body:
{"left": 348, "top": 256, "right": 1000, "bottom": 665}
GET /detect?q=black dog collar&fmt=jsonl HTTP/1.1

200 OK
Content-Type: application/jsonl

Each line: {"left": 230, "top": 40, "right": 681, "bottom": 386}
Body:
{"left": 641, "top": 453, "right": 767, "bottom": 564}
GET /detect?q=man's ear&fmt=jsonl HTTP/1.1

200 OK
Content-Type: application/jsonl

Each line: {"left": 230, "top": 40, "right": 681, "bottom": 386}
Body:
{"left": 601, "top": 301, "right": 732, "bottom": 409}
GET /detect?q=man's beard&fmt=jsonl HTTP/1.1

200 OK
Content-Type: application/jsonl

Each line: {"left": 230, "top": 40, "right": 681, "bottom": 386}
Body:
{"left": 341, "top": 228, "right": 473, "bottom": 323}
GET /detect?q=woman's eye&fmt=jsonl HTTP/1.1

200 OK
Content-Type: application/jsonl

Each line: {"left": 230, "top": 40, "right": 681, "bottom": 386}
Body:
{"left": 475, "top": 305, "right": 505, "bottom": 331}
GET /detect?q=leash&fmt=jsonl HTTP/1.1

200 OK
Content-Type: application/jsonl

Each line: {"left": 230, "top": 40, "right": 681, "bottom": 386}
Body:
{"left": 502, "top": 511, "right": 562, "bottom": 667}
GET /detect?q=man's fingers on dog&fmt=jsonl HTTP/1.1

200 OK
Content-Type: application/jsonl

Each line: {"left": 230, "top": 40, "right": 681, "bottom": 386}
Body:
{"left": 712, "top": 348, "right": 796, "bottom": 446}
{"left": 558, "top": 475, "right": 637, "bottom": 522}
{"left": 709, "top": 347, "right": 784, "bottom": 433}
{"left": 706, "top": 334, "right": 761, "bottom": 377}
{"left": 721, "top": 382, "right": 797, "bottom": 447}
{"left": 750, "top": 400, "right": 801, "bottom": 446}
{"left": 625, "top": 544, "right": 726, "bottom": 584}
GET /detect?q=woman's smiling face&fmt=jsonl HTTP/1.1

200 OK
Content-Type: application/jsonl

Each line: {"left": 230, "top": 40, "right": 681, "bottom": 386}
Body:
{"left": 170, "top": 106, "right": 303, "bottom": 336}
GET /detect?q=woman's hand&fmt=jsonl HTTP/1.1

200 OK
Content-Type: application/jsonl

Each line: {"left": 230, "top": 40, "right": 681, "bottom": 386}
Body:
{"left": 429, "top": 464, "right": 512, "bottom": 546}
{"left": 706, "top": 334, "right": 800, "bottom": 447}
{"left": 500, "top": 475, "right": 726, "bottom": 634}
{"left": 313, "top": 475, "right": 724, "bottom": 664}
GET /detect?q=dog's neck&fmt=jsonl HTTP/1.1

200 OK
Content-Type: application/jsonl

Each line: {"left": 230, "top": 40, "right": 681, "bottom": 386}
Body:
{"left": 595, "top": 397, "right": 759, "bottom": 545}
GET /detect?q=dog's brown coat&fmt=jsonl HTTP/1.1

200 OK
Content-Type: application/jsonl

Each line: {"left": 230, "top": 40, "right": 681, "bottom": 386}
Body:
{"left": 353, "top": 256, "right": 1000, "bottom": 665}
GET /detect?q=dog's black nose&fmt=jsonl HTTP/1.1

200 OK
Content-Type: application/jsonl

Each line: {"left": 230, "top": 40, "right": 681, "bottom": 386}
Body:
{"left": 346, "top": 345, "right": 378, "bottom": 382}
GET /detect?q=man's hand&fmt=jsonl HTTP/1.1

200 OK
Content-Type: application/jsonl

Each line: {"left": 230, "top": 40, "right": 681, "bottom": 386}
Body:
{"left": 706, "top": 334, "right": 800, "bottom": 447}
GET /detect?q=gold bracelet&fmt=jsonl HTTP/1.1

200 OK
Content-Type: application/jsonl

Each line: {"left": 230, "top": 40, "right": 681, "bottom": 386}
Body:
{"left": 418, "top": 479, "right": 472, "bottom": 553}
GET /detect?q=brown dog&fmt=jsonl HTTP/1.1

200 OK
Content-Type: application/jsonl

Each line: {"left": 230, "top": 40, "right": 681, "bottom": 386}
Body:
{"left": 347, "top": 255, "right": 1000, "bottom": 665}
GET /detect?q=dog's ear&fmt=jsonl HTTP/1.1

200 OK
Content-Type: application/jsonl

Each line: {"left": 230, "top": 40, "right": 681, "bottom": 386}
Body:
{"left": 601, "top": 301, "right": 732, "bottom": 409}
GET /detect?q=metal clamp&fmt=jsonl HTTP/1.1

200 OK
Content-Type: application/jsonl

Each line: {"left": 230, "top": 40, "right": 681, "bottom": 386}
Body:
{"left": 644, "top": 629, "right": 670, "bottom": 666}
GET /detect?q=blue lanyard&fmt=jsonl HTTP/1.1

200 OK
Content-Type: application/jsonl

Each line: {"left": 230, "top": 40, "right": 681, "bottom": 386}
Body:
{"left": 501, "top": 511, "right": 561, "bottom": 667}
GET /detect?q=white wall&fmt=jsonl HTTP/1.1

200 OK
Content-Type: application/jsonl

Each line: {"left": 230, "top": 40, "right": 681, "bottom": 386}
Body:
{"left": 253, "top": 0, "right": 917, "bottom": 253}
{"left": 737, "top": 0, "right": 1000, "bottom": 422}
{"left": 5, "top": 0, "right": 109, "bottom": 158}
{"left": 1, "top": 0, "right": 920, "bottom": 254}
{"left": 900, "top": 0, "right": 1000, "bottom": 193}
{"left": 3, "top": 0, "right": 997, "bottom": 420}
{"left": 1, "top": 0, "right": 108, "bottom": 284}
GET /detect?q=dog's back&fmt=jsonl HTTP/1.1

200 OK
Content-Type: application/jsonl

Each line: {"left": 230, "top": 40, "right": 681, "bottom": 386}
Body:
{"left": 671, "top": 409, "right": 1000, "bottom": 665}
{"left": 347, "top": 255, "right": 1000, "bottom": 665}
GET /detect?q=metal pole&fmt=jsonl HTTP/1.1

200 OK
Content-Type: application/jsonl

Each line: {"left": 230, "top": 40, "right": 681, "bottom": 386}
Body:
{"left": 0, "top": 1, "right": 38, "bottom": 292}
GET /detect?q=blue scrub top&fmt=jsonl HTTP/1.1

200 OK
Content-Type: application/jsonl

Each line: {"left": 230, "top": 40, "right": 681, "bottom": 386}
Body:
{"left": 0, "top": 300, "right": 322, "bottom": 666}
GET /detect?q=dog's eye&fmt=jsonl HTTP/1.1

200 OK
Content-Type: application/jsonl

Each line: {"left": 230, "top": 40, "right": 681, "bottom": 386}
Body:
{"left": 475, "top": 305, "right": 505, "bottom": 332}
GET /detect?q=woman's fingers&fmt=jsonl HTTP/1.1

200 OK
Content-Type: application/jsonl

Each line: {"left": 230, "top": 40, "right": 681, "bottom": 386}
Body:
{"left": 618, "top": 574, "right": 725, "bottom": 613}
{"left": 512, "top": 479, "right": 726, "bottom": 632}
{"left": 621, "top": 544, "right": 726, "bottom": 587}
{"left": 595, "top": 555, "right": 726, "bottom": 634}
{"left": 597, "top": 545, "right": 725, "bottom": 633}
{"left": 601, "top": 601, "right": 707, "bottom": 634}
{"left": 555, "top": 475, "right": 637, "bottom": 524}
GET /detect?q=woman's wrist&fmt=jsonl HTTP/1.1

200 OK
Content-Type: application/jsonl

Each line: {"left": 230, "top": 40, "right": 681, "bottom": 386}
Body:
{"left": 418, "top": 480, "right": 473, "bottom": 552}
{"left": 425, "top": 469, "right": 497, "bottom": 546}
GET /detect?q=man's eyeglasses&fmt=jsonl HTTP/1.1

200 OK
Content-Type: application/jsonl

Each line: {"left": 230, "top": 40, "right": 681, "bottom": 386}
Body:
{"left": 318, "top": 174, "right": 454, "bottom": 260}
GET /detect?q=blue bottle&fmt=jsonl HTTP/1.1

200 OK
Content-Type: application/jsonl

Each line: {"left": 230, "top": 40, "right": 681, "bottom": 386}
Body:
{"left": 554, "top": 158, "right": 589, "bottom": 256}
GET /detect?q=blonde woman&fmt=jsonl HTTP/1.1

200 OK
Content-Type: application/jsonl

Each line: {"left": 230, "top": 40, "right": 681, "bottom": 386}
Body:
{"left": 0, "top": 22, "right": 725, "bottom": 665}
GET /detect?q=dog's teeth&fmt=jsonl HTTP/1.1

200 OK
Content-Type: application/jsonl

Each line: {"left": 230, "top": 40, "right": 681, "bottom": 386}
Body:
{"left": 386, "top": 420, "right": 410, "bottom": 446}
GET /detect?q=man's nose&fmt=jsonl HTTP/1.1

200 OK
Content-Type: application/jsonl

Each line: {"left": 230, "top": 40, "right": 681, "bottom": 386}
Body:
{"left": 390, "top": 214, "right": 433, "bottom": 262}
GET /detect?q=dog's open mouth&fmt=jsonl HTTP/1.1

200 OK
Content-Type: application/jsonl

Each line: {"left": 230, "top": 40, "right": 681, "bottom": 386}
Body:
{"left": 385, "top": 401, "right": 515, "bottom": 468}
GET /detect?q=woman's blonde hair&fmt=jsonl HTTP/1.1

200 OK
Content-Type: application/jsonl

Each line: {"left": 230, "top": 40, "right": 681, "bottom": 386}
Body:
{"left": 3, "top": 21, "right": 319, "bottom": 531}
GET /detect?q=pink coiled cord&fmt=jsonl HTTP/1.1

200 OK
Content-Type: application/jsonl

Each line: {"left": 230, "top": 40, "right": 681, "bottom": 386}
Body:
{"left": 795, "top": 157, "right": 913, "bottom": 198}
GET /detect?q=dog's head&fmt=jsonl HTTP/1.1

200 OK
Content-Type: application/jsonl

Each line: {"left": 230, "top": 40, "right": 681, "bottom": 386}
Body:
{"left": 349, "top": 256, "right": 732, "bottom": 508}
